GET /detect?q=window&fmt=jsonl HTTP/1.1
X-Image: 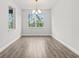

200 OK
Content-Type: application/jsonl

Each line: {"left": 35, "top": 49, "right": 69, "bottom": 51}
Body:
{"left": 28, "top": 10, "right": 44, "bottom": 27}
{"left": 8, "top": 6, "right": 16, "bottom": 30}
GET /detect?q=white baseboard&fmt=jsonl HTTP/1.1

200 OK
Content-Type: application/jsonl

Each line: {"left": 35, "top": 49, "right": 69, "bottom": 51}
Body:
{"left": 0, "top": 35, "right": 21, "bottom": 53}
{"left": 52, "top": 34, "right": 79, "bottom": 56}
{"left": 22, "top": 34, "right": 52, "bottom": 36}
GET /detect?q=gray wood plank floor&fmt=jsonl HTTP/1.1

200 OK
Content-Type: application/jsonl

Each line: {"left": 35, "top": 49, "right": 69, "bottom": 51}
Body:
{"left": 0, "top": 36, "right": 79, "bottom": 58}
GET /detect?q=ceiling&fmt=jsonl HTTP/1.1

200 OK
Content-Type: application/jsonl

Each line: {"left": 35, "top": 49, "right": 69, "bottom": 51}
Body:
{"left": 14, "top": 0, "right": 58, "bottom": 9}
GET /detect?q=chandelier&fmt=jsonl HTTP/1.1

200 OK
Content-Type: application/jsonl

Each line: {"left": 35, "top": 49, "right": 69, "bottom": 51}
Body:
{"left": 32, "top": 0, "right": 42, "bottom": 14}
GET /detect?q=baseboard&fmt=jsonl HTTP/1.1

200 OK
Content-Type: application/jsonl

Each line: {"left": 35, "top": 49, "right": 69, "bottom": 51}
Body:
{"left": 0, "top": 35, "right": 21, "bottom": 53}
{"left": 52, "top": 34, "right": 79, "bottom": 56}
{"left": 22, "top": 34, "right": 52, "bottom": 36}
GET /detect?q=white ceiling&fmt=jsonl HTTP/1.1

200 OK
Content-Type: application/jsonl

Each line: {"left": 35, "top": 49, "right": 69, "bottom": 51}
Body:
{"left": 14, "top": 0, "right": 58, "bottom": 9}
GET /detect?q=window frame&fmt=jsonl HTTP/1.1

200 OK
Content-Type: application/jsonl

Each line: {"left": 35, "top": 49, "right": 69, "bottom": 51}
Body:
{"left": 27, "top": 11, "right": 44, "bottom": 28}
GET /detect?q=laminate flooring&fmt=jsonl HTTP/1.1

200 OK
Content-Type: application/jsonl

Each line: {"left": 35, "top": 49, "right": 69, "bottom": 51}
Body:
{"left": 0, "top": 36, "right": 79, "bottom": 58}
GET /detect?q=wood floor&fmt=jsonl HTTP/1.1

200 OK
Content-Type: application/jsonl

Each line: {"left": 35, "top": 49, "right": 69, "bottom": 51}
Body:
{"left": 0, "top": 36, "right": 79, "bottom": 58}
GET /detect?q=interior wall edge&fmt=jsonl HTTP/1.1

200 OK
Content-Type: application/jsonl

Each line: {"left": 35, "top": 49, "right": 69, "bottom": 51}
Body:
{"left": 52, "top": 34, "right": 79, "bottom": 56}
{"left": 22, "top": 34, "right": 52, "bottom": 37}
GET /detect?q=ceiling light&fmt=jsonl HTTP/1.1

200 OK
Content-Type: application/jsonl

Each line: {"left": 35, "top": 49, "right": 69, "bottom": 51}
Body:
{"left": 38, "top": 9, "right": 42, "bottom": 14}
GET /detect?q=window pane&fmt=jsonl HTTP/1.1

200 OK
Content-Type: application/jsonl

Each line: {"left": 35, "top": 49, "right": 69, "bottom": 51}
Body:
{"left": 36, "top": 14, "right": 44, "bottom": 27}
{"left": 8, "top": 6, "right": 16, "bottom": 30}
{"left": 28, "top": 13, "right": 36, "bottom": 27}
{"left": 28, "top": 10, "right": 44, "bottom": 27}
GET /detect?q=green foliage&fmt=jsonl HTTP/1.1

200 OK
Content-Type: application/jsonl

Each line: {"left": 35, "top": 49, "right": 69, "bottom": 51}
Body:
{"left": 36, "top": 19, "right": 43, "bottom": 27}
{"left": 28, "top": 12, "right": 44, "bottom": 27}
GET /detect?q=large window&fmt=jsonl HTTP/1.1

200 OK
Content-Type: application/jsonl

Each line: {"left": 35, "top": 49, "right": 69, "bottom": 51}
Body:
{"left": 28, "top": 10, "right": 44, "bottom": 27}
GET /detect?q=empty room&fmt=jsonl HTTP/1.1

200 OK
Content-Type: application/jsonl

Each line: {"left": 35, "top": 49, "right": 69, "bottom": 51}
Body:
{"left": 0, "top": 0, "right": 79, "bottom": 58}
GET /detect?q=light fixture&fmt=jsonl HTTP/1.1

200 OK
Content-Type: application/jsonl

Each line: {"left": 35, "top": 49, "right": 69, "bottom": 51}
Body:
{"left": 38, "top": 9, "right": 42, "bottom": 14}
{"left": 32, "top": 0, "right": 42, "bottom": 14}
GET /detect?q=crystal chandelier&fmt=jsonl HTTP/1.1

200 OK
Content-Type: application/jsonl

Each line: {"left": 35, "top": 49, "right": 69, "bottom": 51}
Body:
{"left": 32, "top": 0, "right": 42, "bottom": 14}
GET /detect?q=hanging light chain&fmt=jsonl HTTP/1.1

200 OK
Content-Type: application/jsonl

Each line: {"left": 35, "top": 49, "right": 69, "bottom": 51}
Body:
{"left": 35, "top": 0, "right": 38, "bottom": 2}
{"left": 32, "top": 0, "right": 42, "bottom": 14}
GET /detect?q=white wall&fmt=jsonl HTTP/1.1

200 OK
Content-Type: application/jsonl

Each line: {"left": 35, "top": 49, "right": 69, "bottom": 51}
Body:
{"left": 52, "top": 0, "right": 79, "bottom": 54}
{"left": 0, "top": 0, "right": 21, "bottom": 51}
{"left": 22, "top": 9, "right": 52, "bottom": 36}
